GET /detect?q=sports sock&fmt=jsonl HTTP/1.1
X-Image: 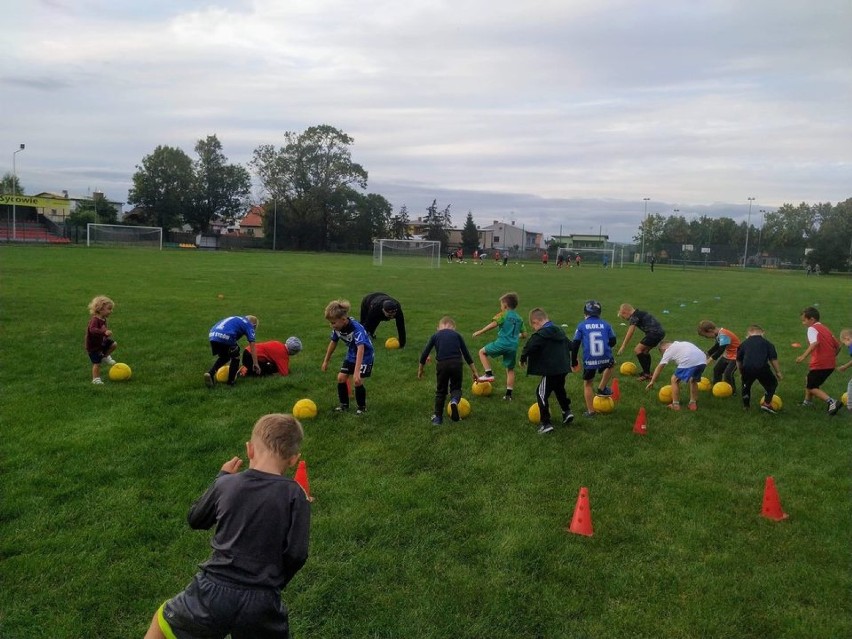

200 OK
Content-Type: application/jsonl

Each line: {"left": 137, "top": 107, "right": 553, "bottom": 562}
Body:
{"left": 637, "top": 353, "right": 651, "bottom": 374}
{"left": 355, "top": 385, "right": 366, "bottom": 408}
{"left": 337, "top": 382, "right": 349, "bottom": 405}
{"left": 504, "top": 388, "right": 513, "bottom": 398}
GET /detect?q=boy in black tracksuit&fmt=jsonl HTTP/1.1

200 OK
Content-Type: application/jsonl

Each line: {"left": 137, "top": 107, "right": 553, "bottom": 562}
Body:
{"left": 736, "top": 324, "right": 783, "bottom": 413}
{"left": 520, "top": 307, "right": 574, "bottom": 435}
{"left": 418, "top": 316, "right": 479, "bottom": 425}
{"left": 360, "top": 292, "right": 407, "bottom": 347}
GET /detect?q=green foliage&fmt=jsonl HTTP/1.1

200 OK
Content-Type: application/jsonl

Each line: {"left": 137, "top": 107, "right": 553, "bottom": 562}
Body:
{"left": 128, "top": 145, "right": 195, "bottom": 229}
{"left": 2, "top": 248, "right": 850, "bottom": 639}
{"left": 68, "top": 197, "right": 119, "bottom": 226}
{"left": 1, "top": 172, "right": 23, "bottom": 195}
{"left": 461, "top": 211, "right": 480, "bottom": 252}
{"left": 186, "top": 135, "right": 251, "bottom": 233}
{"left": 423, "top": 198, "right": 451, "bottom": 246}
{"left": 388, "top": 204, "right": 412, "bottom": 240}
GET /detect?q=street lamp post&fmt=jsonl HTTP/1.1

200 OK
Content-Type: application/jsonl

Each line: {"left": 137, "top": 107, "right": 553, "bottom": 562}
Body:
{"left": 272, "top": 197, "right": 277, "bottom": 252}
{"left": 12, "top": 143, "right": 25, "bottom": 240}
{"left": 742, "top": 197, "right": 755, "bottom": 268}
{"left": 640, "top": 197, "right": 650, "bottom": 263}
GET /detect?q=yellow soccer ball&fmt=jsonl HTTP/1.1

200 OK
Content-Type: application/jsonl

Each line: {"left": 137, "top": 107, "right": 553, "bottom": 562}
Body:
{"left": 712, "top": 381, "right": 733, "bottom": 398}
{"left": 697, "top": 376, "right": 712, "bottom": 391}
{"left": 768, "top": 394, "right": 783, "bottom": 411}
{"left": 592, "top": 395, "right": 615, "bottom": 414}
{"left": 293, "top": 398, "right": 318, "bottom": 420}
{"left": 385, "top": 337, "right": 400, "bottom": 349}
{"left": 658, "top": 385, "right": 673, "bottom": 404}
{"left": 527, "top": 403, "right": 541, "bottom": 424}
{"left": 619, "top": 361, "right": 638, "bottom": 376}
{"left": 108, "top": 362, "right": 132, "bottom": 381}
{"left": 446, "top": 397, "right": 471, "bottom": 419}
{"left": 472, "top": 381, "right": 493, "bottom": 396}
{"left": 840, "top": 391, "right": 847, "bottom": 405}
{"left": 215, "top": 365, "right": 230, "bottom": 383}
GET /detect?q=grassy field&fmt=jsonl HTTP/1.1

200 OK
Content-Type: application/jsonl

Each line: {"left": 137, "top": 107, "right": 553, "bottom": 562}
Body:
{"left": 1, "top": 245, "right": 850, "bottom": 639}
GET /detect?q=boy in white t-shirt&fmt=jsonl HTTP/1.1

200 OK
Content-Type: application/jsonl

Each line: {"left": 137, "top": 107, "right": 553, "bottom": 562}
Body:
{"left": 645, "top": 340, "right": 707, "bottom": 411}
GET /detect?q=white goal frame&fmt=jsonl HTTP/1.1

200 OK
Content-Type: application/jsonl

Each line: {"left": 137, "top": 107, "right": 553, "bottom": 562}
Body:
{"left": 557, "top": 246, "right": 618, "bottom": 268}
{"left": 87, "top": 223, "right": 163, "bottom": 250}
{"left": 373, "top": 239, "right": 441, "bottom": 268}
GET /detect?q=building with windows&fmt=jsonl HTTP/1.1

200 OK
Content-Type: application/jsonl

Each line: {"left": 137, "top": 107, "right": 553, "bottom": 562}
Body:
{"left": 550, "top": 233, "right": 610, "bottom": 249}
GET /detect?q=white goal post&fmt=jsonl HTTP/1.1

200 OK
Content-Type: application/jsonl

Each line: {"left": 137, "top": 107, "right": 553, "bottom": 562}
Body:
{"left": 556, "top": 246, "right": 618, "bottom": 268}
{"left": 87, "top": 223, "right": 163, "bottom": 250}
{"left": 373, "top": 239, "right": 441, "bottom": 268}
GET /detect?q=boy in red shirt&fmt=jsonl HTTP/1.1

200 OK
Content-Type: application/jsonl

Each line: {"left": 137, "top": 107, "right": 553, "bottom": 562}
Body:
{"left": 698, "top": 320, "right": 741, "bottom": 395}
{"left": 795, "top": 306, "right": 841, "bottom": 415}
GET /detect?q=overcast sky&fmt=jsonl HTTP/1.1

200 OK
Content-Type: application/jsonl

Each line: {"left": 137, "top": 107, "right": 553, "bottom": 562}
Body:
{"left": 4, "top": 0, "right": 850, "bottom": 242}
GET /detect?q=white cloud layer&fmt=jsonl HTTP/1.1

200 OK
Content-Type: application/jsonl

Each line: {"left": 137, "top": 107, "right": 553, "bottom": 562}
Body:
{"left": 3, "top": 0, "right": 850, "bottom": 241}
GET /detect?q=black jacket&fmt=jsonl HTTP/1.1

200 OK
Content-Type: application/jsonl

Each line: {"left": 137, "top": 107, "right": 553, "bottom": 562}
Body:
{"left": 359, "top": 292, "right": 406, "bottom": 347}
{"left": 520, "top": 322, "right": 571, "bottom": 376}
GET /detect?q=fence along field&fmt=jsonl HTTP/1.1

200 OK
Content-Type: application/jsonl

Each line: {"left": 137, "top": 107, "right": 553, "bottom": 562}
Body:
{"left": 0, "top": 245, "right": 849, "bottom": 639}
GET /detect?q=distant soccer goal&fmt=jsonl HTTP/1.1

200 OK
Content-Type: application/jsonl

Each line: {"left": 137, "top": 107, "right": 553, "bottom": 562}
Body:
{"left": 87, "top": 224, "right": 163, "bottom": 250}
{"left": 557, "top": 247, "right": 618, "bottom": 268}
{"left": 373, "top": 239, "right": 441, "bottom": 268}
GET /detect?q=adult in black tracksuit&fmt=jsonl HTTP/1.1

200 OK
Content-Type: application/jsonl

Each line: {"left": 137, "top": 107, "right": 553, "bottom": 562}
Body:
{"left": 360, "top": 292, "right": 406, "bottom": 348}
{"left": 520, "top": 307, "right": 574, "bottom": 434}
{"left": 418, "top": 316, "right": 479, "bottom": 425}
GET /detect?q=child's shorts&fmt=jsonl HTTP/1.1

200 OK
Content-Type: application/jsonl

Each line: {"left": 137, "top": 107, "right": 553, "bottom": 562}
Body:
{"left": 340, "top": 360, "right": 373, "bottom": 378}
{"left": 806, "top": 368, "right": 833, "bottom": 390}
{"left": 157, "top": 572, "right": 289, "bottom": 639}
{"left": 639, "top": 331, "right": 665, "bottom": 348}
{"left": 674, "top": 364, "right": 706, "bottom": 382}
{"left": 87, "top": 339, "right": 115, "bottom": 364}
{"left": 582, "top": 362, "right": 614, "bottom": 381}
{"left": 483, "top": 339, "right": 518, "bottom": 369}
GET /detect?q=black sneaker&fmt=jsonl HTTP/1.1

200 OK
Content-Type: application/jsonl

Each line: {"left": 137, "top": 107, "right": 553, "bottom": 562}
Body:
{"left": 827, "top": 399, "right": 841, "bottom": 416}
{"left": 502, "top": 395, "right": 513, "bottom": 401}
{"left": 595, "top": 387, "right": 612, "bottom": 396}
{"left": 562, "top": 411, "right": 575, "bottom": 424}
{"left": 431, "top": 415, "right": 443, "bottom": 425}
{"left": 449, "top": 402, "right": 460, "bottom": 422}
{"left": 537, "top": 423, "right": 555, "bottom": 435}
{"left": 333, "top": 405, "right": 349, "bottom": 412}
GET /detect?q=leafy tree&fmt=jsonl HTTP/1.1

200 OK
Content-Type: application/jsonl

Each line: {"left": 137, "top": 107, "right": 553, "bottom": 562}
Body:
{"left": 761, "top": 203, "right": 817, "bottom": 250}
{"left": 388, "top": 205, "right": 412, "bottom": 240}
{"left": 185, "top": 135, "right": 251, "bottom": 233}
{"left": 422, "top": 199, "right": 451, "bottom": 247}
{"left": 344, "top": 192, "right": 393, "bottom": 249}
{"left": 251, "top": 125, "right": 368, "bottom": 250}
{"left": 1, "top": 173, "right": 23, "bottom": 195}
{"left": 461, "top": 212, "right": 480, "bottom": 253}
{"left": 804, "top": 199, "right": 852, "bottom": 273}
{"left": 634, "top": 213, "right": 665, "bottom": 256}
{"left": 128, "top": 146, "right": 194, "bottom": 230}
{"left": 68, "top": 198, "right": 118, "bottom": 227}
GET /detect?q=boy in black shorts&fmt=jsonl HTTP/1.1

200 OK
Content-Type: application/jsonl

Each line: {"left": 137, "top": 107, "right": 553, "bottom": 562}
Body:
{"left": 736, "top": 325, "right": 783, "bottom": 413}
{"left": 145, "top": 413, "right": 310, "bottom": 639}
{"left": 616, "top": 303, "right": 666, "bottom": 380}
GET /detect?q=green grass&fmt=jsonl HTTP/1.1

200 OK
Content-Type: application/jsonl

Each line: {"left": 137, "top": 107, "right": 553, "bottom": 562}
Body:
{"left": 1, "top": 245, "right": 850, "bottom": 639}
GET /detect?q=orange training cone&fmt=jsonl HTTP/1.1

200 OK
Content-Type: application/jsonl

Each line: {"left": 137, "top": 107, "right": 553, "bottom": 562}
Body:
{"left": 612, "top": 378, "right": 621, "bottom": 402}
{"left": 294, "top": 460, "right": 314, "bottom": 502}
{"left": 633, "top": 406, "right": 647, "bottom": 435}
{"left": 761, "top": 476, "right": 788, "bottom": 521}
{"left": 567, "top": 487, "right": 594, "bottom": 537}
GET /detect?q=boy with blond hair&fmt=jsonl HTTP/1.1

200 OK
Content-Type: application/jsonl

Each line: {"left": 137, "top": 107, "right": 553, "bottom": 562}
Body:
{"left": 646, "top": 340, "right": 707, "bottom": 411}
{"left": 418, "top": 316, "right": 479, "bottom": 425}
{"left": 145, "top": 413, "right": 310, "bottom": 639}
{"left": 520, "top": 308, "right": 574, "bottom": 434}
{"left": 474, "top": 292, "right": 526, "bottom": 400}
{"left": 321, "top": 299, "right": 374, "bottom": 414}
{"left": 85, "top": 295, "right": 118, "bottom": 385}
{"left": 736, "top": 325, "right": 783, "bottom": 413}
{"left": 616, "top": 303, "right": 666, "bottom": 381}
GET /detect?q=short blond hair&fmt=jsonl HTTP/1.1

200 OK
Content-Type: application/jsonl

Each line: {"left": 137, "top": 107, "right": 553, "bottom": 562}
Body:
{"left": 619, "top": 303, "right": 635, "bottom": 315}
{"left": 324, "top": 300, "right": 351, "bottom": 321}
{"left": 840, "top": 328, "right": 852, "bottom": 341}
{"left": 438, "top": 316, "right": 456, "bottom": 329}
{"left": 88, "top": 295, "right": 114, "bottom": 316}
{"left": 252, "top": 413, "right": 304, "bottom": 460}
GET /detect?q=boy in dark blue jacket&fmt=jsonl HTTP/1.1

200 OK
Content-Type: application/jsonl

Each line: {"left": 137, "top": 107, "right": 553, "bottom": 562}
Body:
{"left": 520, "top": 307, "right": 574, "bottom": 434}
{"left": 418, "top": 316, "right": 479, "bottom": 425}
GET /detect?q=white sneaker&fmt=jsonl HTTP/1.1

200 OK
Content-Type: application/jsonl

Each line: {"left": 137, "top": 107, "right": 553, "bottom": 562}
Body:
{"left": 102, "top": 356, "right": 116, "bottom": 366}
{"left": 477, "top": 374, "right": 495, "bottom": 383}
{"left": 92, "top": 378, "right": 104, "bottom": 385}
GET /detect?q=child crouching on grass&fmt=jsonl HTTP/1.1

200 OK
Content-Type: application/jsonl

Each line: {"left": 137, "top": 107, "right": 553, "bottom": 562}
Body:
{"left": 144, "top": 413, "right": 310, "bottom": 639}
{"left": 646, "top": 340, "right": 707, "bottom": 411}
{"left": 85, "top": 295, "right": 117, "bottom": 385}
{"left": 418, "top": 316, "right": 479, "bottom": 425}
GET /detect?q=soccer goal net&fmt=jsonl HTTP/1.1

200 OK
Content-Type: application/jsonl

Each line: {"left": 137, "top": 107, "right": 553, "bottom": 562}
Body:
{"left": 373, "top": 239, "right": 441, "bottom": 268}
{"left": 87, "top": 224, "right": 163, "bottom": 249}
{"left": 556, "top": 247, "right": 618, "bottom": 268}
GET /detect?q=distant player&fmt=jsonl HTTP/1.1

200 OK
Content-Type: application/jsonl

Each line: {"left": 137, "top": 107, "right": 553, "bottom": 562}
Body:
{"left": 736, "top": 325, "right": 783, "bottom": 413}
{"left": 571, "top": 300, "right": 617, "bottom": 417}
{"left": 322, "top": 300, "right": 374, "bottom": 414}
{"left": 205, "top": 315, "right": 260, "bottom": 387}
{"left": 359, "top": 292, "right": 406, "bottom": 348}
{"left": 698, "top": 320, "right": 741, "bottom": 395}
{"left": 241, "top": 337, "right": 302, "bottom": 377}
{"left": 795, "top": 306, "right": 842, "bottom": 415}
{"left": 616, "top": 303, "right": 666, "bottom": 381}
{"left": 646, "top": 340, "right": 707, "bottom": 411}
{"left": 541, "top": 251, "right": 549, "bottom": 267}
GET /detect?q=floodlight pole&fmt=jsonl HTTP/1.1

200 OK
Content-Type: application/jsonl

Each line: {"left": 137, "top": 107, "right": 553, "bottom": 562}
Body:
{"left": 12, "top": 143, "right": 25, "bottom": 240}
{"left": 272, "top": 197, "right": 277, "bottom": 252}
{"left": 640, "top": 197, "right": 650, "bottom": 264}
{"left": 743, "top": 197, "right": 755, "bottom": 268}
